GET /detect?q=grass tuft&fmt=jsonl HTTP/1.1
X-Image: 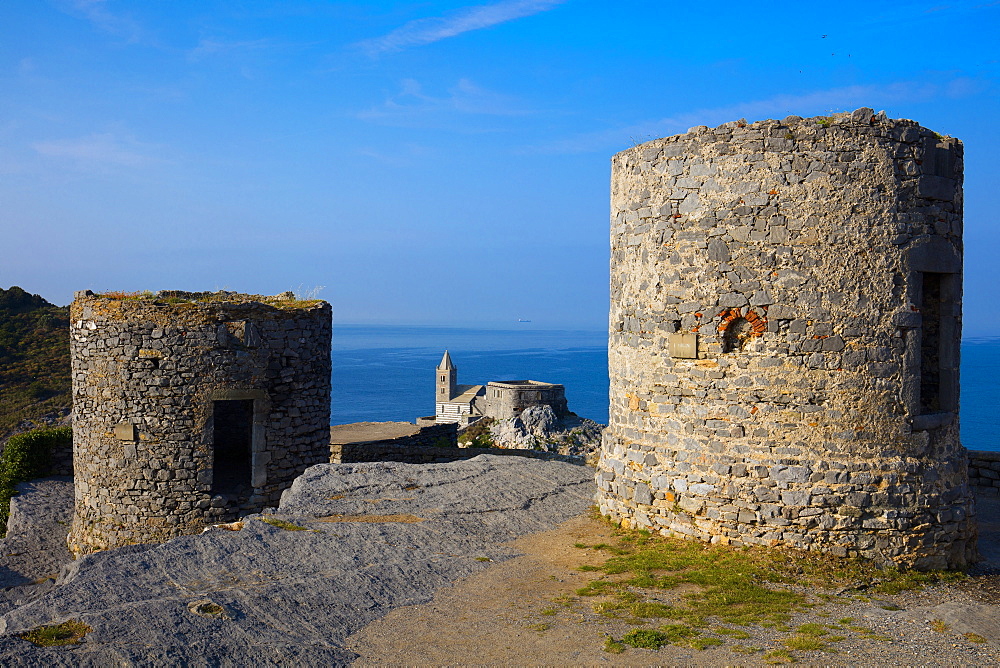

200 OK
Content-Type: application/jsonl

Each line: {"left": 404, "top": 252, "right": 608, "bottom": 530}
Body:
{"left": 17, "top": 619, "right": 91, "bottom": 647}
{"left": 763, "top": 648, "right": 795, "bottom": 664}
{"left": 715, "top": 626, "right": 751, "bottom": 639}
{"left": 796, "top": 623, "right": 828, "bottom": 637}
{"left": 260, "top": 517, "right": 309, "bottom": 531}
{"left": 621, "top": 628, "right": 670, "bottom": 649}
{"left": 731, "top": 644, "right": 764, "bottom": 654}
{"left": 602, "top": 636, "right": 625, "bottom": 653}
{"left": 783, "top": 634, "right": 833, "bottom": 651}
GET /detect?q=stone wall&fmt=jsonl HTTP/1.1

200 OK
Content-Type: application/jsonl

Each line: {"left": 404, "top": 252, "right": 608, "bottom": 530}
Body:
{"left": 330, "top": 422, "right": 457, "bottom": 462}
{"left": 597, "top": 109, "right": 975, "bottom": 569}
{"left": 483, "top": 381, "right": 569, "bottom": 420}
{"left": 969, "top": 450, "right": 1000, "bottom": 497}
{"left": 50, "top": 436, "right": 73, "bottom": 477}
{"left": 329, "top": 419, "right": 585, "bottom": 465}
{"left": 333, "top": 442, "right": 583, "bottom": 466}
{"left": 68, "top": 290, "right": 331, "bottom": 554}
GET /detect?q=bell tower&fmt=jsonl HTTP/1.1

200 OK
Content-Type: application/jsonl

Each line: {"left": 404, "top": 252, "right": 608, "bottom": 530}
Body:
{"left": 437, "top": 350, "right": 456, "bottom": 402}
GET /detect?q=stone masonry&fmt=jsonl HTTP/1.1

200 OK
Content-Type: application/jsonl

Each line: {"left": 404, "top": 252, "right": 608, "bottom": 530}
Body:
{"left": 597, "top": 109, "right": 976, "bottom": 569}
{"left": 330, "top": 421, "right": 458, "bottom": 462}
{"left": 68, "top": 290, "right": 331, "bottom": 554}
{"left": 482, "top": 380, "right": 569, "bottom": 420}
{"left": 969, "top": 450, "right": 1000, "bottom": 497}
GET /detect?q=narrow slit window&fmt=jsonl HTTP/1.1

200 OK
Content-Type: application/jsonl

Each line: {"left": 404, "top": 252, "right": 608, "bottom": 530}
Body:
{"left": 212, "top": 399, "right": 254, "bottom": 495}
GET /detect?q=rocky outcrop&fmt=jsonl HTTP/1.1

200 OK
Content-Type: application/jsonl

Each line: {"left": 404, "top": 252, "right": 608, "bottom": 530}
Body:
{"left": 488, "top": 406, "right": 604, "bottom": 463}
{"left": 0, "top": 455, "right": 592, "bottom": 665}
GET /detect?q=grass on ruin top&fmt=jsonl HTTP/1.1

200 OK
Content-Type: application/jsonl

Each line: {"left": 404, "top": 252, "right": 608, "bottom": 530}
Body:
{"left": 574, "top": 509, "right": 964, "bottom": 658}
{"left": 91, "top": 290, "right": 324, "bottom": 308}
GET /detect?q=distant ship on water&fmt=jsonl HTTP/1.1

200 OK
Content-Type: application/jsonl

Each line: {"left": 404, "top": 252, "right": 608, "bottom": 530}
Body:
{"left": 517, "top": 318, "right": 532, "bottom": 323}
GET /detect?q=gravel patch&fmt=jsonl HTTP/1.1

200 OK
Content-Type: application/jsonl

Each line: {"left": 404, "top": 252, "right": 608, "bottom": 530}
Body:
{"left": 348, "top": 514, "right": 1000, "bottom": 666}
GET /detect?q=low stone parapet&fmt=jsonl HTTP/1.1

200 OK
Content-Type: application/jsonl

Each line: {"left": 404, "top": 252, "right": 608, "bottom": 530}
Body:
{"left": 328, "top": 420, "right": 583, "bottom": 465}
{"left": 330, "top": 421, "right": 456, "bottom": 462}
{"left": 335, "top": 443, "right": 583, "bottom": 465}
{"left": 969, "top": 450, "right": 1000, "bottom": 497}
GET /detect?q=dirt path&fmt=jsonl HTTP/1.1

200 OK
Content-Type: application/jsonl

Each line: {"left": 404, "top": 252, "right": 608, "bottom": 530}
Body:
{"left": 346, "top": 512, "right": 1000, "bottom": 666}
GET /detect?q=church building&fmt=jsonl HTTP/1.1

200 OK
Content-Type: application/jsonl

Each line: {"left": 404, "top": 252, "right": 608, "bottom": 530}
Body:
{"left": 433, "top": 351, "right": 568, "bottom": 426}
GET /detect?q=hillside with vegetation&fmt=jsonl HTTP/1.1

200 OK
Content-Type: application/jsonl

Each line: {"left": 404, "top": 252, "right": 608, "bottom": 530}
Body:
{"left": 0, "top": 287, "right": 71, "bottom": 439}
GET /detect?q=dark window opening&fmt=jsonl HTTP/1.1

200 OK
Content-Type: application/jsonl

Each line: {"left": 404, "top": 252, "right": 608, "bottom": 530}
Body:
{"left": 212, "top": 399, "right": 253, "bottom": 495}
{"left": 920, "top": 273, "right": 943, "bottom": 414}
{"left": 722, "top": 317, "right": 753, "bottom": 353}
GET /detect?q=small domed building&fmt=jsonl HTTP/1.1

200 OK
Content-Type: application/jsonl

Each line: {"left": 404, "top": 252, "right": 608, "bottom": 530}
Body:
{"left": 68, "top": 290, "right": 331, "bottom": 554}
{"left": 596, "top": 109, "right": 976, "bottom": 569}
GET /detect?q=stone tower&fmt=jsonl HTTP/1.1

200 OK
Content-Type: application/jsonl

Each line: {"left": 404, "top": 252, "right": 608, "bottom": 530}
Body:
{"left": 437, "top": 350, "right": 457, "bottom": 402}
{"left": 596, "top": 108, "right": 975, "bottom": 569}
{"left": 68, "top": 290, "right": 332, "bottom": 555}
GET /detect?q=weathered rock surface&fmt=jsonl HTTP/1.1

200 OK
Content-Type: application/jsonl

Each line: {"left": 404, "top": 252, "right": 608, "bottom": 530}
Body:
{"left": 488, "top": 405, "right": 605, "bottom": 462}
{"left": 0, "top": 455, "right": 592, "bottom": 666}
{"left": 0, "top": 478, "right": 74, "bottom": 616}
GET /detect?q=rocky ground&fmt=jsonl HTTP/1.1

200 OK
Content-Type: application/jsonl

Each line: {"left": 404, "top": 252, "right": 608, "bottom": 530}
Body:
{"left": 481, "top": 405, "right": 605, "bottom": 462}
{"left": 0, "top": 459, "right": 998, "bottom": 666}
{"left": 0, "top": 456, "right": 592, "bottom": 665}
{"left": 348, "top": 509, "right": 1000, "bottom": 666}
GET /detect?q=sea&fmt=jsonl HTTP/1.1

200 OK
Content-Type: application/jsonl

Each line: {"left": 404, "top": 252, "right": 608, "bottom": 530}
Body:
{"left": 331, "top": 325, "right": 1000, "bottom": 453}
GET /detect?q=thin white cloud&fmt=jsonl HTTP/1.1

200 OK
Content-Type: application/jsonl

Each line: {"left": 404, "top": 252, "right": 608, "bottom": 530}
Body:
{"left": 356, "top": 0, "right": 568, "bottom": 55}
{"left": 358, "top": 78, "right": 533, "bottom": 125}
{"left": 356, "top": 142, "right": 433, "bottom": 167}
{"left": 60, "top": 0, "right": 144, "bottom": 42}
{"left": 33, "top": 133, "right": 163, "bottom": 168}
{"left": 525, "top": 79, "right": 974, "bottom": 155}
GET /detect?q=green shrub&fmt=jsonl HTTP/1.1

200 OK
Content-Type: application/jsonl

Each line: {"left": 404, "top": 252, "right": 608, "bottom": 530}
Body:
{"left": 458, "top": 418, "right": 495, "bottom": 448}
{"left": 431, "top": 436, "right": 456, "bottom": 448}
{"left": 0, "top": 426, "right": 71, "bottom": 535}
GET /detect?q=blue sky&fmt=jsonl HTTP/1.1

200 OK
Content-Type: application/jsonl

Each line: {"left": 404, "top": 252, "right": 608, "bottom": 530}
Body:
{"left": 1, "top": 1, "right": 998, "bottom": 332}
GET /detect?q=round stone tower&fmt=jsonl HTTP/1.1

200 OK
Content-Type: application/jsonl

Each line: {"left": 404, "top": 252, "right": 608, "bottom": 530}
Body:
{"left": 68, "top": 290, "right": 332, "bottom": 554}
{"left": 597, "top": 108, "right": 976, "bottom": 569}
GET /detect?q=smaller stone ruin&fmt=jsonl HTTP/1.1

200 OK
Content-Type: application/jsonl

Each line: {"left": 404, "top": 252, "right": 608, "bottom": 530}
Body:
{"left": 68, "top": 290, "right": 332, "bottom": 554}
